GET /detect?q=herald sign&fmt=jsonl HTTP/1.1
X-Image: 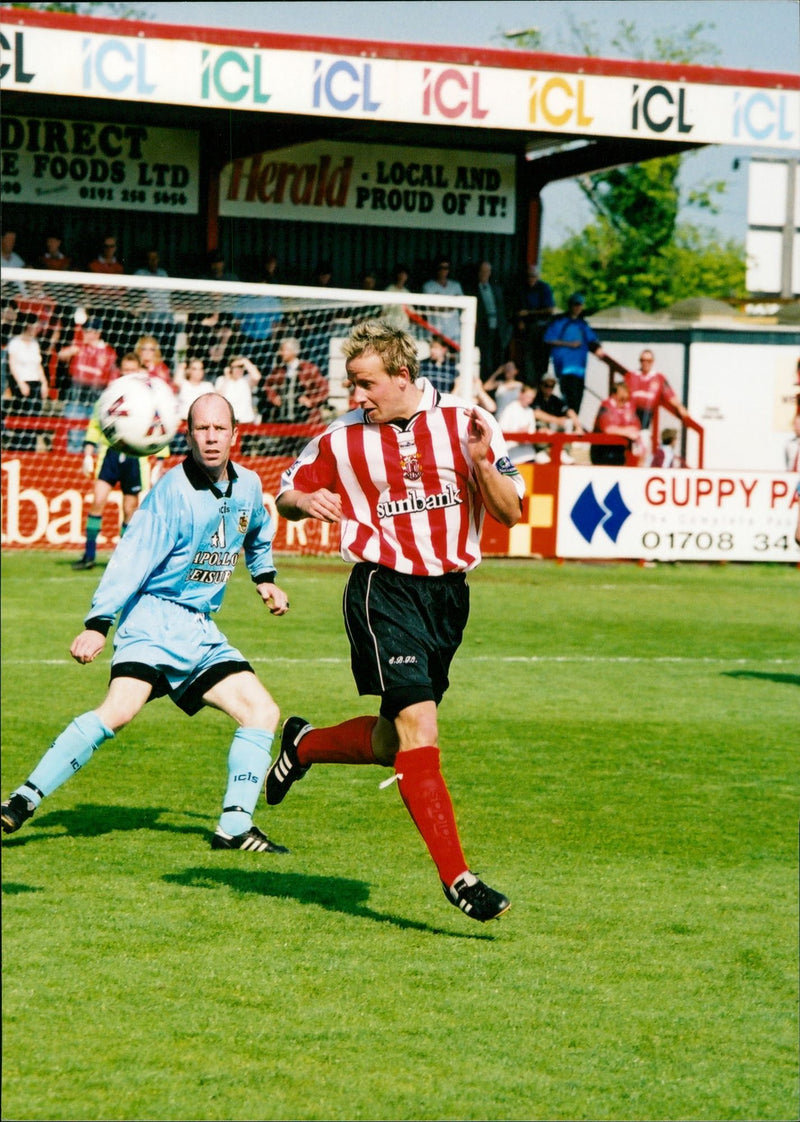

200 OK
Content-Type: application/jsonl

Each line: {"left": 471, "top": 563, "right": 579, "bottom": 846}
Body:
{"left": 557, "top": 468, "right": 799, "bottom": 562}
{"left": 220, "top": 139, "right": 516, "bottom": 233}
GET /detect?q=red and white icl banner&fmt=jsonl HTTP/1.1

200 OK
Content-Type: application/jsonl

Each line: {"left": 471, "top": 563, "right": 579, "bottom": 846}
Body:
{"left": 556, "top": 468, "right": 799, "bottom": 562}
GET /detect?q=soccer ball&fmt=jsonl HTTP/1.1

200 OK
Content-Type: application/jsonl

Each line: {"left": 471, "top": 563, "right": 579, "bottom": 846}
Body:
{"left": 97, "top": 374, "right": 180, "bottom": 456}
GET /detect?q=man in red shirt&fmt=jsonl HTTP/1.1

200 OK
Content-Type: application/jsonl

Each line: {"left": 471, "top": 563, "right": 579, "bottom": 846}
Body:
{"left": 58, "top": 318, "right": 118, "bottom": 452}
{"left": 260, "top": 336, "right": 328, "bottom": 424}
{"left": 269, "top": 320, "right": 524, "bottom": 922}
{"left": 88, "top": 235, "right": 124, "bottom": 275}
{"left": 591, "top": 379, "right": 642, "bottom": 465}
{"left": 625, "top": 349, "right": 689, "bottom": 430}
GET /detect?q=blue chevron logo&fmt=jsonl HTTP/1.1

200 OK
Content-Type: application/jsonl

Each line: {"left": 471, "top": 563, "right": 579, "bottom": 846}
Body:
{"left": 570, "top": 482, "right": 632, "bottom": 544}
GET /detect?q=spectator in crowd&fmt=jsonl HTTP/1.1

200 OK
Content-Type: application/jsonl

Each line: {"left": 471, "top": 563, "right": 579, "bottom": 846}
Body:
{"left": 783, "top": 413, "right": 800, "bottom": 473}
{"left": 234, "top": 289, "right": 283, "bottom": 370}
{"left": 470, "top": 260, "right": 511, "bottom": 381}
{"left": 532, "top": 372, "right": 584, "bottom": 463}
{"left": 134, "top": 335, "right": 173, "bottom": 387}
{"left": 260, "top": 251, "right": 280, "bottom": 284}
{"left": 650, "top": 427, "right": 688, "bottom": 469}
{"left": 11, "top": 282, "right": 64, "bottom": 392}
{"left": 3, "top": 313, "right": 49, "bottom": 450}
{"left": 497, "top": 384, "right": 540, "bottom": 465}
{"left": 72, "top": 353, "right": 169, "bottom": 571}
{"left": 381, "top": 263, "right": 413, "bottom": 330}
{"left": 58, "top": 316, "right": 118, "bottom": 453}
{"left": 260, "top": 336, "right": 328, "bottom": 425}
{"left": 135, "top": 248, "right": 168, "bottom": 280}
{"left": 88, "top": 235, "right": 124, "bottom": 275}
{"left": 359, "top": 269, "right": 378, "bottom": 291}
{"left": 533, "top": 373, "right": 584, "bottom": 434}
{"left": 422, "top": 255, "right": 463, "bottom": 347}
{"left": 174, "top": 356, "right": 215, "bottom": 420}
{"left": 482, "top": 359, "right": 526, "bottom": 417}
{"left": 448, "top": 372, "right": 498, "bottom": 417}
{"left": 625, "top": 349, "right": 690, "bottom": 430}
{"left": 204, "top": 250, "right": 239, "bottom": 283}
{"left": 2, "top": 229, "right": 25, "bottom": 269}
{"left": 38, "top": 233, "right": 72, "bottom": 271}
{"left": 544, "top": 293, "right": 606, "bottom": 416}
{"left": 214, "top": 354, "right": 261, "bottom": 424}
{"left": 186, "top": 310, "right": 244, "bottom": 382}
{"left": 513, "top": 263, "right": 555, "bottom": 386}
{"left": 419, "top": 338, "right": 457, "bottom": 393}
{"left": 310, "top": 261, "right": 333, "bottom": 288}
{"left": 590, "top": 379, "right": 641, "bottom": 466}
{"left": 133, "top": 248, "right": 172, "bottom": 318}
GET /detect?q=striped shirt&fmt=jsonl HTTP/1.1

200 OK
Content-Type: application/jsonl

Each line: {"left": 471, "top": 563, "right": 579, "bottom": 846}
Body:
{"left": 279, "top": 378, "right": 524, "bottom": 576}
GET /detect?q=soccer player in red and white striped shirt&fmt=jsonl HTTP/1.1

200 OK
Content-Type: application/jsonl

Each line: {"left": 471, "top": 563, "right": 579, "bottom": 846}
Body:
{"left": 269, "top": 321, "right": 525, "bottom": 922}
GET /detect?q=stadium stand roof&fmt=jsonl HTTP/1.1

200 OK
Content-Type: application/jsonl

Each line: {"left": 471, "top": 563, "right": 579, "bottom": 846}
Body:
{"left": 2, "top": 5, "right": 797, "bottom": 268}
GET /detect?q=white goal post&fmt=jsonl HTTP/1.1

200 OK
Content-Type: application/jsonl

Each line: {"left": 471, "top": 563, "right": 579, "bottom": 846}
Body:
{"left": 1, "top": 267, "right": 480, "bottom": 423}
{"left": 1, "top": 267, "right": 479, "bottom": 552}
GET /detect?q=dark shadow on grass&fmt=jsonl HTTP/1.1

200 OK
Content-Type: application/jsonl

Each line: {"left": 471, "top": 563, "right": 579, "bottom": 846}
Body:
{"left": 0, "top": 803, "right": 211, "bottom": 847}
{"left": 59, "top": 558, "right": 109, "bottom": 572}
{"left": 163, "top": 866, "right": 497, "bottom": 940}
{"left": 2, "top": 882, "right": 43, "bottom": 895}
{"left": 724, "top": 670, "right": 800, "bottom": 687}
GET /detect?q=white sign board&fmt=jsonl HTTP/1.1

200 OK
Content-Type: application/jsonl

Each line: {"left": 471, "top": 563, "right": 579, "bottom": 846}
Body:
{"left": 1, "top": 114, "right": 200, "bottom": 214}
{"left": 745, "top": 158, "right": 800, "bottom": 295}
{"left": 557, "top": 467, "right": 799, "bottom": 562}
{"left": 1, "top": 21, "right": 798, "bottom": 149}
{"left": 219, "top": 140, "right": 516, "bottom": 233}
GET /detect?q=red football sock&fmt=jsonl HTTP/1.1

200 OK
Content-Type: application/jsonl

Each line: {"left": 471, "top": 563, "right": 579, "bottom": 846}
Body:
{"left": 297, "top": 716, "right": 379, "bottom": 765}
{"left": 395, "top": 745, "right": 469, "bottom": 887}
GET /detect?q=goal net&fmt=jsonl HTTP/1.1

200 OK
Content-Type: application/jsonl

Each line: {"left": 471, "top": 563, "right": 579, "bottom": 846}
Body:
{"left": 1, "top": 268, "right": 477, "bottom": 554}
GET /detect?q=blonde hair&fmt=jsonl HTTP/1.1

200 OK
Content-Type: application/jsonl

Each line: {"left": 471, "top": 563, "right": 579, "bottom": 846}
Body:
{"left": 134, "top": 335, "right": 163, "bottom": 364}
{"left": 341, "top": 320, "right": 419, "bottom": 381}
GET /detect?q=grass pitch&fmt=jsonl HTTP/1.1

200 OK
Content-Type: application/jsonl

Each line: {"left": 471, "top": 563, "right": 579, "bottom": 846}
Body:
{"left": 2, "top": 552, "right": 798, "bottom": 1121}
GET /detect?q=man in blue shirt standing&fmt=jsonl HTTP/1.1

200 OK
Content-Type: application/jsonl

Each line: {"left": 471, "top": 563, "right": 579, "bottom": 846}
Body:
{"left": 2, "top": 394, "right": 290, "bottom": 854}
{"left": 544, "top": 293, "right": 606, "bottom": 416}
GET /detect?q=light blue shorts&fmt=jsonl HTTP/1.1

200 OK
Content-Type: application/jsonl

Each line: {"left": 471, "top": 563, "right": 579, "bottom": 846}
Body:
{"left": 110, "top": 594, "right": 251, "bottom": 714}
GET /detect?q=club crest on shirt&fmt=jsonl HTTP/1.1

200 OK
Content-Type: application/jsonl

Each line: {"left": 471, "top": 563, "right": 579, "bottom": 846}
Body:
{"left": 400, "top": 452, "right": 422, "bottom": 482}
{"left": 238, "top": 511, "right": 250, "bottom": 533}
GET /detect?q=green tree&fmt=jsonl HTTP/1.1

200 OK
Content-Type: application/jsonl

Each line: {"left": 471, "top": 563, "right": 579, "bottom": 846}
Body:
{"left": 541, "top": 224, "right": 746, "bottom": 313}
{"left": 502, "top": 19, "right": 745, "bottom": 312}
{"left": 10, "top": 2, "right": 150, "bottom": 18}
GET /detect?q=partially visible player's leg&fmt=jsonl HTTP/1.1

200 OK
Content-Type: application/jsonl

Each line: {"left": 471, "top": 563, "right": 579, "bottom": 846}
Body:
{"left": 392, "top": 709, "right": 510, "bottom": 922}
{"left": 201, "top": 670, "right": 287, "bottom": 853}
{"left": 119, "top": 454, "right": 143, "bottom": 537}
{"left": 73, "top": 479, "right": 113, "bottom": 569}
{"left": 120, "top": 491, "right": 138, "bottom": 535}
{"left": 389, "top": 700, "right": 470, "bottom": 887}
{"left": 265, "top": 713, "right": 384, "bottom": 805}
{"left": 1, "top": 677, "right": 151, "bottom": 835}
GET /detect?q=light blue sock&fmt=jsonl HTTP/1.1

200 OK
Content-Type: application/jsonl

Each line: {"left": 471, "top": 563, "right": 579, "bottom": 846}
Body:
{"left": 218, "top": 727, "right": 274, "bottom": 836}
{"left": 24, "top": 712, "right": 115, "bottom": 799}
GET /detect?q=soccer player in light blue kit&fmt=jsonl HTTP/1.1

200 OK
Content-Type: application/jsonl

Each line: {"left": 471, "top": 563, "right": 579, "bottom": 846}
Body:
{"left": 2, "top": 393, "right": 290, "bottom": 853}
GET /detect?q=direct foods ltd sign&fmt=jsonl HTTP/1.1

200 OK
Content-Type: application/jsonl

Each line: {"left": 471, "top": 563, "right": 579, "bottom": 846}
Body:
{"left": 1, "top": 114, "right": 199, "bottom": 213}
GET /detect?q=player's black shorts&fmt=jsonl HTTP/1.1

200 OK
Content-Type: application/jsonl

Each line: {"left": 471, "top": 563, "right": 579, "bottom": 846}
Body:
{"left": 343, "top": 561, "right": 469, "bottom": 721}
{"left": 98, "top": 448, "right": 143, "bottom": 495}
{"left": 110, "top": 659, "right": 255, "bottom": 716}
